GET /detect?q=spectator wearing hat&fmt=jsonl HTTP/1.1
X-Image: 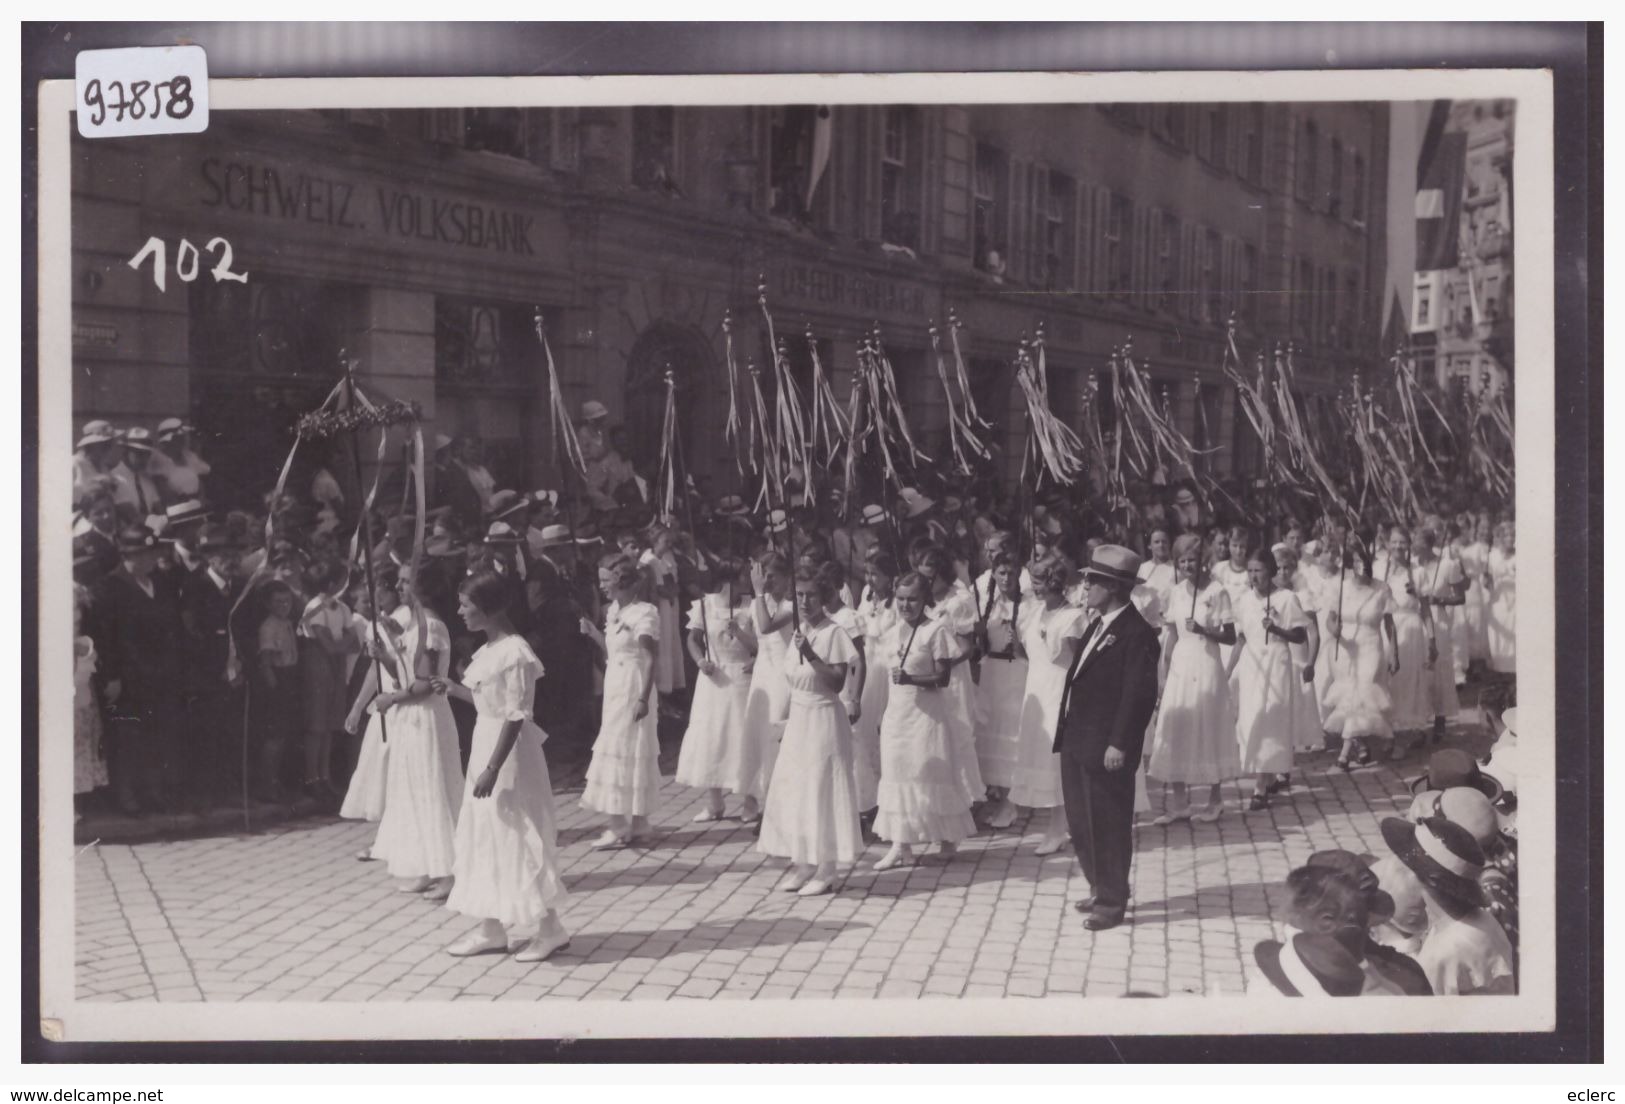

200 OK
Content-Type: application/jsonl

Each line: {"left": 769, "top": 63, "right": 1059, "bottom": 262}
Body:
{"left": 577, "top": 401, "right": 635, "bottom": 514}
{"left": 179, "top": 524, "right": 246, "bottom": 810}
{"left": 1405, "top": 781, "right": 1518, "bottom": 959}
{"left": 111, "top": 427, "right": 163, "bottom": 522}
{"left": 1381, "top": 815, "right": 1515, "bottom": 995}
{"left": 1055, "top": 543, "right": 1162, "bottom": 930}
{"left": 73, "top": 488, "right": 122, "bottom": 583}
{"left": 93, "top": 525, "right": 186, "bottom": 815}
{"left": 72, "top": 421, "right": 124, "bottom": 508}
{"left": 471, "top": 522, "right": 535, "bottom": 641}
{"left": 1250, "top": 867, "right": 1372, "bottom": 998}
{"left": 148, "top": 418, "right": 211, "bottom": 502}
{"left": 156, "top": 499, "right": 211, "bottom": 592}
{"left": 1301, "top": 851, "right": 1433, "bottom": 995}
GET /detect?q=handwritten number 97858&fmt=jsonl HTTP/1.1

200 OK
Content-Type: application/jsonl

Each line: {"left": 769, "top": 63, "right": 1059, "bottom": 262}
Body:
{"left": 82, "top": 76, "right": 194, "bottom": 127}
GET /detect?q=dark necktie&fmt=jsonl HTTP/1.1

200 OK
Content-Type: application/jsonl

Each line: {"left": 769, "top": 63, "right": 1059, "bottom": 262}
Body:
{"left": 1057, "top": 615, "right": 1102, "bottom": 722}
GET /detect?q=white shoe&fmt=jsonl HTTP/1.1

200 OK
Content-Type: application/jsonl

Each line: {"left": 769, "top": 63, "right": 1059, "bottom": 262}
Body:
{"left": 1035, "top": 836, "right": 1067, "bottom": 856}
{"left": 591, "top": 830, "right": 630, "bottom": 851}
{"left": 778, "top": 871, "right": 811, "bottom": 893}
{"left": 422, "top": 876, "right": 454, "bottom": 901}
{"left": 446, "top": 929, "right": 509, "bottom": 957}
{"left": 1152, "top": 809, "right": 1191, "bottom": 827}
{"left": 987, "top": 802, "right": 1018, "bottom": 829}
{"left": 398, "top": 876, "right": 432, "bottom": 894}
{"left": 515, "top": 929, "right": 571, "bottom": 963}
{"left": 693, "top": 806, "right": 726, "bottom": 823}
{"left": 1191, "top": 805, "right": 1223, "bottom": 824}
{"left": 873, "top": 848, "right": 910, "bottom": 872}
{"left": 796, "top": 878, "right": 833, "bottom": 897}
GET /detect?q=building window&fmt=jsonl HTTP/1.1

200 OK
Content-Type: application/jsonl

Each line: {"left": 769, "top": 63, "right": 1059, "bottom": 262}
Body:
{"left": 1197, "top": 104, "right": 1229, "bottom": 168}
{"left": 434, "top": 299, "right": 532, "bottom": 386}
{"left": 1151, "top": 104, "right": 1188, "bottom": 149}
{"left": 1202, "top": 228, "right": 1222, "bottom": 323}
{"left": 879, "top": 106, "right": 921, "bottom": 252}
{"left": 1417, "top": 284, "right": 1434, "bottom": 331}
{"left": 1293, "top": 257, "right": 1314, "bottom": 338}
{"left": 973, "top": 142, "right": 1007, "bottom": 274}
{"left": 1157, "top": 212, "right": 1181, "bottom": 312}
{"left": 463, "top": 108, "right": 527, "bottom": 158}
{"left": 1106, "top": 193, "right": 1133, "bottom": 299}
{"left": 769, "top": 106, "right": 830, "bottom": 222}
{"left": 1036, "top": 170, "right": 1075, "bottom": 291}
{"left": 1239, "top": 243, "right": 1260, "bottom": 325}
{"left": 1485, "top": 274, "right": 1501, "bottom": 321}
{"left": 632, "top": 106, "right": 679, "bottom": 193}
{"left": 1298, "top": 119, "right": 1319, "bottom": 205}
{"left": 1328, "top": 138, "right": 1344, "bottom": 217}
{"left": 1351, "top": 151, "right": 1367, "bottom": 224}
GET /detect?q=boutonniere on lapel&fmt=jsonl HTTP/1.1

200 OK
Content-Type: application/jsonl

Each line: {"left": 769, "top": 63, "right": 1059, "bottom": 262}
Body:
{"left": 1097, "top": 633, "right": 1118, "bottom": 654}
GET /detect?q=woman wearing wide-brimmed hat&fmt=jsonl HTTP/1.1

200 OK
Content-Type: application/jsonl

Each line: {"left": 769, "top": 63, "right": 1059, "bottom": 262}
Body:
{"left": 1301, "top": 850, "right": 1433, "bottom": 995}
{"left": 1381, "top": 815, "right": 1515, "bottom": 995}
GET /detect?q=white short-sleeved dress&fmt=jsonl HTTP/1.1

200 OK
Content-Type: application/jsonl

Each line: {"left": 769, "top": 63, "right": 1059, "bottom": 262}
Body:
{"left": 1212, "top": 560, "right": 1252, "bottom": 712}
{"left": 972, "top": 590, "right": 1029, "bottom": 790}
{"left": 1485, "top": 549, "right": 1516, "bottom": 675}
{"left": 674, "top": 594, "right": 759, "bottom": 797}
{"left": 1321, "top": 580, "right": 1396, "bottom": 742}
{"left": 1284, "top": 576, "right": 1323, "bottom": 752}
{"left": 742, "top": 593, "right": 794, "bottom": 794}
{"left": 1149, "top": 581, "right": 1239, "bottom": 786}
{"left": 444, "top": 635, "right": 567, "bottom": 929}
{"left": 875, "top": 617, "right": 978, "bottom": 845}
{"left": 1232, "top": 588, "right": 1314, "bottom": 775}
{"left": 758, "top": 620, "right": 863, "bottom": 866}
{"left": 852, "top": 594, "right": 897, "bottom": 811}
{"left": 581, "top": 600, "right": 663, "bottom": 817}
{"left": 1417, "top": 551, "right": 1468, "bottom": 692}
{"left": 369, "top": 611, "right": 464, "bottom": 880}
{"left": 1385, "top": 569, "right": 1450, "bottom": 729}
{"left": 1457, "top": 540, "right": 1491, "bottom": 663}
{"left": 340, "top": 616, "right": 403, "bottom": 823}
{"left": 1009, "top": 603, "right": 1087, "bottom": 809}
{"left": 929, "top": 583, "right": 987, "bottom": 805}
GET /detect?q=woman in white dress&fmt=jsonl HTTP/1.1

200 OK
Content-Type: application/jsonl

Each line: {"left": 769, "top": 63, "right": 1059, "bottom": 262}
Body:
{"left": 431, "top": 571, "right": 569, "bottom": 962}
{"left": 743, "top": 552, "right": 795, "bottom": 810}
{"left": 1010, "top": 553, "right": 1087, "bottom": 855}
{"left": 1382, "top": 527, "right": 1439, "bottom": 759}
{"left": 1137, "top": 528, "right": 1176, "bottom": 606}
{"left": 873, "top": 571, "right": 979, "bottom": 869}
{"left": 758, "top": 566, "right": 865, "bottom": 897}
{"left": 852, "top": 553, "right": 899, "bottom": 820}
{"left": 579, "top": 554, "right": 661, "bottom": 849}
{"left": 973, "top": 552, "right": 1029, "bottom": 829}
{"left": 1457, "top": 515, "right": 1493, "bottom": 670}
{"left": 1227, "top": 553, "right": 1314, "bottom": 811}
{"left": 341, "top": 580, "right": 401, "bottom": 854}
{"left": 1484, "top": 521, "right": 1516, "bottom": 677}
{"left": 916, "top": 545, "right": 985, "bottom": 810}
{"left": 368, "top": 589, "right": 464, "bottom": 900}
{"left": 1149, "top": 535, "right": 1238, "bottom": 823}
{"left": 1412, "top": 522, "right": 1466, "bottom": 743}
{"left": 639, "top": 524, "right": 687, "bottom": 698}
{"left": 1272, "top": 542, "right": 1323, "bottom": 769}
{"left": 675, "top": 557, "right": 759, "bottom": 823}
{"left": 1323, "top": 538, "right": 1399, "bottom": 770}
{"left": 818, "top": 559, "right": 868, "bottom": 738}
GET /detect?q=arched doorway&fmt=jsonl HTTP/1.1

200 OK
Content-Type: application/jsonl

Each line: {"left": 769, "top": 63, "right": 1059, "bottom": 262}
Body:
{"left": 623, "top": 323, "right": 715, "bottom": 501}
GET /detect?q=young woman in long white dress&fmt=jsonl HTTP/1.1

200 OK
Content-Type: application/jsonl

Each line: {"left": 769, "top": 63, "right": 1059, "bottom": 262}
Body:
{"left": 579, "top": 554, "right": 661, "bottom": 849}
{"left": 1458, "top": 515, "right": 1493, "bottom": 668}
{"left": 639, "top": 524, "right": 687, "bottom": 697}
{"left": 852, "top": 553, "right": 899, "bottom": 820}
{"left": 368, "top": 588, "right": 464, "bottom": 899}
{"left": 818, "top": 559, "right": 868, "bottom": 748}
{"left": 1010, "top": 553, "right": 1087, "bottom": 855}
{"left": 873, "top": 571, "right": 979, "bottom": 869}
{"left": 1272, "top": 542, "right": 1323, "bottom": 771}
{"left": 917, "top": 545, "right": 985, "bottom": 810}
{"left": 1149, "top": 534, "right": 1238, "bottom": 823}
{"left": 1382, "top": 527, "right": 1440, "bottom": 759}
{"left": 431, "top": 571, "right": 569, "bottom": 962}
{"left": 341, "top": 580, "right": 401, "bottom": 854}
{"left": 675, "top": 557, "right": 759, "bottom": 823}
{"left": 1302, "top": 533, "right": 1344, "bottom": 731}
{"left": 973, "top": 552, "right": 1029, "bottom": 829}
{"left": 1484, "top": 521, "right": 1516, "bottom": 677}
{"left": 1323, "top": 539, "right": 1399, "bottom": 770}
{"left": 1413, "top": 523, "right": 1466, "bottom": 742}
{"left": 1227, "top": 554, "right": 1313, "bottom": 811}
{"left": 757, "top": 566, "right": 864, "bottom": 897}
{"left": 743, "top": 552, "right": 795, "bottom": 810}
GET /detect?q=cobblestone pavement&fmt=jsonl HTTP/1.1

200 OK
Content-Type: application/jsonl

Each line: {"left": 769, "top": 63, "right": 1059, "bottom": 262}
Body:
{"left": 74, "top": 717, "right": 1489, "bottom": 1004}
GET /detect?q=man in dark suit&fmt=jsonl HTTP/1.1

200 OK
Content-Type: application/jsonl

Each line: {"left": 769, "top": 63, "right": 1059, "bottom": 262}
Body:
{"left": 1054, "top": 544, "right": 1162, "bottom": 930}
{"left": 179, "top": 524, "right": 246, "bottom": 810}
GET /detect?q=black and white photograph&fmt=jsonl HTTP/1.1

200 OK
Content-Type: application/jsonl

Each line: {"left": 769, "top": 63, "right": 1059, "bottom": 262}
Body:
{"left": 30, "top": 40, "right": 1576, "bottom": 1049}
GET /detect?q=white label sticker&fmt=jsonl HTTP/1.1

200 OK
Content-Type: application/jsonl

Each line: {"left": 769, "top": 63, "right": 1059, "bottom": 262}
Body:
{"left": 74, "top": 45, "right": 208, "bottom": 139}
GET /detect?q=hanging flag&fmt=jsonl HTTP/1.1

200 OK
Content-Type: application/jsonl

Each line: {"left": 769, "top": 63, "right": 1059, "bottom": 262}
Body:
{"left": 1416, "top": 127, "right": 1466, "bottom": 274}
{"left": 807, "top": 106, "right": 833, "bottom": 208}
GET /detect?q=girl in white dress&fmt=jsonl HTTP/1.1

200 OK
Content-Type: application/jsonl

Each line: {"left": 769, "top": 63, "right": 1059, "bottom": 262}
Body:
{"left": 369, "top": 588, "right": 464, "bottom": 899}
{"left": 818, "top": 559, "right": 868, "bottom": 737}
{"left": 973, "top": 553, "right": 1029, "bottom": 829}
{"left": 1412, "top": 523, "right": 1465, "bottom": 743}
{"left": 640, "top": 524, "right": 687, "bottom": 697}
{"left": 1227, "top": 554, "right": 1314, "bottom": 811}
{"left": 579, "top": 554, "right": 662, "bottom": 849}
{"left": 1272, "top": 543, "right": 1324, "bottom": 767}
{"left": 1323, "top": 539, "right": 1400, "bottom": 770}
{"left": 431, "top": 571, "right": 569, "bottom": 962}
{"left": 1484, "top": 521, "right": 1516, "bottom": 677}
{"left": 675, "top": 557, "right": 759, "bottom": 823}
{"left": 1149, "top": 535, "right": 1238, "bottom": 823}
{"left": 743, "top": 552, "right": 795, "bottom": 810}
{"left": 917, "top": 546, "right": 986, "bottom": 810}
{"left": 758, "top": 566, "right": 865, "bottom": 897}
{"left": 852, "top": 553, "right": 899, "bottom": 818}
{"left": 1458, "top": 516, "right": 1493, "bottom": 668}
{"left": 1137, "top": 528, "right": 1176, "bottom": 608}
{"left": 872, "top": 571, "right": 980, "bottom": 869}
{"left": 1010, "top": 554, "right": 1088, "bottom": 855}
{"left": 1382, "top": 527, "right": 1439, "bottom": 758}
{"left": 341, "top": 580, "right": 401, "bottom": 857}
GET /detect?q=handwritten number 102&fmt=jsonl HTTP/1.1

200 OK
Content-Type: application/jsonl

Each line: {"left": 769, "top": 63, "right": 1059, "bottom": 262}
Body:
{"left": 82, "top": 77, "right": 195, "bottom": 126}
{"left": 128, "top": 236, "right": 249, "bottom": 293}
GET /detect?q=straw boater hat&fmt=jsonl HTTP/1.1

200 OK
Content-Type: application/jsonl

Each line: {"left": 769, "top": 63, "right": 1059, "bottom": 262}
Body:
{"left": 1252, "top": 932, "right": 1367, "bottom": 998}
{"left": 536, "top": 524, "right": 573, "bottom": 549}
{"left": 1408, "top": 748, "right": 1505, "bottom": 804}
{"left": 897, "top": 487, "right": 935, "bottom": 519}
{"left": 121, "top": 426, "right": 155, "bottom": 452}
{"left": 858, "top": 503, "right": 888, "bottom": 528}
{"left": 485, "top": 489, "right": 531, "bottom": 524}
{"left": 1406, "top": 787, "right": 1504, "bottom": 851}
{"left": 1081, "top": 544, "right": 1142, "bottom": 589}
{"left": 156, "top": 417, "right": 195, "bottom": 442}
{"left": 483, "top": 521, "right": 524, "bottom": 546}
{"left": 581, "top": 400, "right": 611, "bottom": 424}
{"left": 574, "top": 523, "right": 603, "bottom": 548}
{"left": 76, "top": 420, "right": 118, "bottom": 449}
{"left": 164, "top": 499, "right": 209, "bottom": 529}
{"left": 1380, "top": 815, "right": 1487, "bottom": 910}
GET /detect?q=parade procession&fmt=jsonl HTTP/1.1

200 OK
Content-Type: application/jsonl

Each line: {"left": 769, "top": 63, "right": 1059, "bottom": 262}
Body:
{"left": 65, "top": 97, "right": 1523, "bottom": 1005}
